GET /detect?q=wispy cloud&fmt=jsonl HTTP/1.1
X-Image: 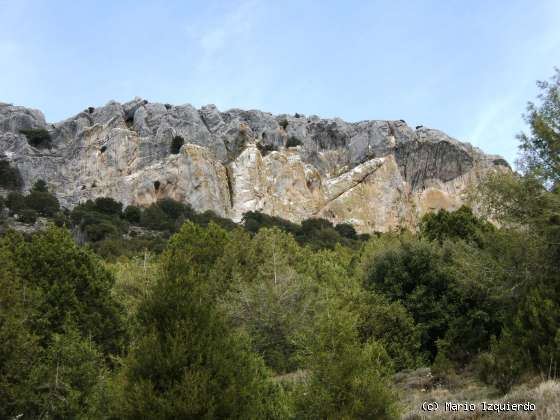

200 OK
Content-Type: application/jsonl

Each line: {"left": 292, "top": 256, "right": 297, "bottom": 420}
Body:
{"left": 184, "top": 0, "right": 269, "bottom": 108}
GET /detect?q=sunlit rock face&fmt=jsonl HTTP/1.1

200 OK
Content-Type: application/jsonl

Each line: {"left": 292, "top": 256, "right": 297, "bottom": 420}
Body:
{"left": 0, "top": 99, "right": 510, "bottom": 232}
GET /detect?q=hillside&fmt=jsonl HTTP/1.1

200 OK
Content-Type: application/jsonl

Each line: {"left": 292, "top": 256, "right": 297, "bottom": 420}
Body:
{"left": 0, "top": 99, "right": 509, "bottom": 232}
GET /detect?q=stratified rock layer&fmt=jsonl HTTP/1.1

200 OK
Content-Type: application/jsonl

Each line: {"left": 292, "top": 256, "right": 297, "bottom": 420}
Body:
{"left": 0, "top": 99, "right": 510, "bottom": 232}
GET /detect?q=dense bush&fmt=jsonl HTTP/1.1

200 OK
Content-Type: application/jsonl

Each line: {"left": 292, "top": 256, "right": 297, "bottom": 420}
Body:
{"left": 32, "top": 179, "right": 48, "bottom": 193}
{"left": 242, "top": 211, "right": 366, "bottom": 250}
{"left": 92, "top": 197, "right": 123, "bottom": 215}
{"left": 140, "top": 198, "right": 195, "bottom": 232}
{"left": 123, "top": 205, "right": 141, "bottom": 223}
{"left": 242, "top": 211, "right": 299, "bottom": 235}
{"left": 20, "top": 128, "right": 52, "bottom": 148}
{"left": 0, "top": 227, "right": 126, "bottom": 418}
{"left": 335, "top": 222, "right": 358, "bottom": 239}
{"left": 90, "top": 222, "right": 288, "bottom": 418}
{"left": 25, "top": 190, "right": 60, "bottom": 216}
{"left": 420, "top": 205, "right": 494, "bottom": 246}
{"left": 296, "top": 305, "right": 399, "bottom": 419}
{"left": 5, "top": 192, "right": 26, "bottom": 214}
{"left": 0, "top": 159, "right": 23, "bottom": 190}
{"left": 71, "top": 198, "right": 128, "bottom": 242}
{"left": 18, "top": 208, "right": 37, "bottom": 224}
{"left": 364, "top": 237, "right": 504, "bottom": 363}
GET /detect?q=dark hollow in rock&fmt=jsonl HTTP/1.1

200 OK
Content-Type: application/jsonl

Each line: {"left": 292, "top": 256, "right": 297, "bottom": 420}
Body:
{"left": 286, "top": 136, "right": 303, "bottom": 148}
{"left": 170, "top": 136, "right": 185, "bottom": 154}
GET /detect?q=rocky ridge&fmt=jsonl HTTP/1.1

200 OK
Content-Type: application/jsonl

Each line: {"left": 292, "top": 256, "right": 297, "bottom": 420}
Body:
{"left": 0, "top": 98, "right": 510, "bottom": 232}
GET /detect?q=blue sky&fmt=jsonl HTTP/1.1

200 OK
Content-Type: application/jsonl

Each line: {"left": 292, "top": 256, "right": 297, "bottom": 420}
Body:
{"left": 1, "top": 0, "right": 559, "bottom": 165}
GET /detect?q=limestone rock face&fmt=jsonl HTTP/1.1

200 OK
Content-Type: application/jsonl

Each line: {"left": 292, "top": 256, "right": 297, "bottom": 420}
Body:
{"left": 0, "top": 99, "right": 510, "bottom": 232}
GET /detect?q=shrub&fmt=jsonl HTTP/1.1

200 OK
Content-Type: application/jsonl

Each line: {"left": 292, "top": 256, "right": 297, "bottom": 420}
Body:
{"left": 8, "top": 226, "right": 126, "bottom": 356}
{"left": 158, "top": 197, "right": 194, "bottom": 220}
{"left": 477, "top": 332, "right": 529, "bottom": 393}
{"left": 93, "top": 197, "right": 123, "bottom": 215}
{"left": 20, "top": 128, "right": 52, "bottom": 148}
{"left": 25, "top": 191, "right": 60, "bottom": 216}
{"left": 420, "top": 205, "right": 494, "bottom": 246}
{"left": 123, "top": 205, "right": 142, "bottom": 224}
{"left": 84, "top": 221, "right": 119, "bottom": 242}
{"left": 170, "top": 135, "right": 185, "bottom": 154}
{"left": 140, "top": 205, "right": 170, "bottom": 231}
{"left": 6, "top": 192, "right": 26, "bottom": 214}
{"left": 0, "top": 160, "right": 23, "bottom": 190}
{"left": 242, "top": 211, "right": 299, "bottom": 235}
{"left": 31, "top": 179, "right": 48, "bottom": 192}
{"left": 364, "top": 239, "right": 459, "bottom": 360}
{"left": 194, "top": 210, "right": 237, "bottom": 230}
{"left": 358, "top": 292, "right": 423, "bottom": 371}
{"left": 335, "top": 222, "right": 358, "bottom": 240}
{"left": 18, "top": 209, "right": 37, "bottom": 224}
{"left": 52, "top": 212, "right": 70, "bottom": 227}
{"left": 297, "top": 307, "right": 399, "bottom": 419}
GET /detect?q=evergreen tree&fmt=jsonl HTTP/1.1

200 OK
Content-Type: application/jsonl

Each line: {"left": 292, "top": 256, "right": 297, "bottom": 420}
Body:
{"left": 101, "top": 223, "right": 287, "bottom": 419}
{"left": 296, "top": 302, "right": 399, "bottom": 419}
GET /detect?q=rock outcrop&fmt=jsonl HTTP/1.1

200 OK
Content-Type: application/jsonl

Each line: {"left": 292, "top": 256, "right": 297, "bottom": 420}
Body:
{"left": 0, "top": 98, "right": 510, "bottom": 232}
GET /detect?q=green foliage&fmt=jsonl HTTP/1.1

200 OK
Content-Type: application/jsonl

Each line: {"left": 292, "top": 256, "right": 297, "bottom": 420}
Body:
{"left": 194, "top": 209, "right": 238, "bottom": 230}
{"left": 0, "top": 241, "right": 41, "bottom": 419}
{"left": 19, "top": 208, "right": 38, "bottom": 224}
{"left": 28, "top": 325, "right": 104, "bottom": 419}
{"left": 335, "top": 222, "right": 358, "bottom": 239}
{"left": 473, "top": 171, "right": 560, "bottom": 227}
{"left": 224, "top": 228, "right": 314, "bottom": 372}
{"left": 92, "top": 236, "right": 167, "bottom": 261}
{"left": 93, "top": 197, "right": 123, "bottom": 216}
{"left": 32, "top": 179, "right": 49, "bottom": 192}
{"left": 140, "top": 198, "right": 195, "bottom": 232}
{"left": 9, "top": 226, "right": 126, "bottom": 355}
{"left": 123, "top": 205, "right": 142, "bottom": 223}
{"left": 296, "top": 304, "right": 399, "bottom": 419}
{"left": 420, "top": 205, "right": 494, "bottom": 246}
{"left": 242, "top": 211, "right": 366, "bottom": 250}
{"left": 6, "top": 191, "right": 26, "bottom": 214}
{"left": 364, "top": 239, "right": 457, "bottom": 359}
{"left": 518, "top": 68, "right": 560, "bottom": 187}
{"left": 99, "top": 224, "right": 287, "bottom": 419}
{"left": 25, "top": 190, "right": 60, "bottom": 216}
{"left": 357, "top": 292, "right": 423, "bottom": 371}
{"left": 140, "top": 204, "right": 169, "bottom": 230}
{"left": 0, "top": 159, "right": 23, "bottom": 190}
{"left": 72, "top": 199, "right": 128, "bottom": 242}
{"left": 363, "top": 237, "right": 504, "bottom": 363}
{"left": 84, "top": 220, "right": 119, "bottom": 242}
{"left": 20, "top": 128, "right": 52, "bottom": 148}
{"left": 242, "top": 210, "right": 300, "bottom": 235}
{"left": 477, "top": 332, "right": 529, "bottom": 393}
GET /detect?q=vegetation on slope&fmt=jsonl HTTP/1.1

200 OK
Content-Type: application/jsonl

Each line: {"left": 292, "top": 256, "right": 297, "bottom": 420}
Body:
{"left": 0, "top": 70, "right": 559, "bottom": 418}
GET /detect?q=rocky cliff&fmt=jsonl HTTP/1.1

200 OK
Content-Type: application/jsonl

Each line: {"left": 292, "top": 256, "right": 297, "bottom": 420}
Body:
{"left": 0, "top": 98, "right": 510, "bottom": 232}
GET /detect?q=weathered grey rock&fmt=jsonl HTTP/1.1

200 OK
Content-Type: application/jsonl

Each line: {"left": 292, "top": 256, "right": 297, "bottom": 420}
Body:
{"left": 0, "top": 99, "right": 510, "bottom": 232}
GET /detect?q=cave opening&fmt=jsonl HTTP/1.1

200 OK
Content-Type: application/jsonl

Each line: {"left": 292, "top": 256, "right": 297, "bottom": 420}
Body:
{"left": 170, "top": 136, "right": 184, "bottom": 154}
